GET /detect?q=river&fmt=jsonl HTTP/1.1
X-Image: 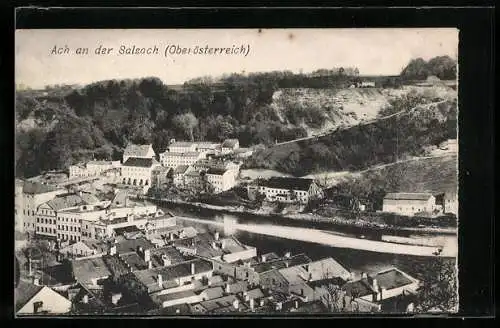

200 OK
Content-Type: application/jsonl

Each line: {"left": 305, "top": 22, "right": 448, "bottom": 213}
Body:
{"left": 161, "top": 203, "right": 457, "bottom": 282}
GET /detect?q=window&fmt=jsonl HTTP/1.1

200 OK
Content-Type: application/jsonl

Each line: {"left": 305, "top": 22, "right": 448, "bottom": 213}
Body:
{"left": 37, "top": 218, "right": 40, "bottom": 223}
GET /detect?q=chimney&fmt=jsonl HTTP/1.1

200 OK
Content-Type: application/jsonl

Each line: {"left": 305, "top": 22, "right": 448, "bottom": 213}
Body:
{"left": 261, "top": 254, "right": 267, "bottom": 263}
{"left": 284, "top": 252, "right": 291, "bottom": 258}
{"left": 191, "top": 262, "right": 196, "bottom": 275}
{"left": 162, "top": 254, "right": 171, "bottom": 267}
{"left": 82, "top": 294, "right": 88, "bottom": 304}
{"left": 372, "top": 278, "right": 379, "bottom": 292}
{"left": 33, "top": 277, "right": 40, "bottom": 286}
{"left": 148, "top": 260, "right": 153, "bottom": 269}
{"left": 232, "top": 298, "right": 239, "bottom": 310}
{"left": 144, "top": 249, "right": 151, "bottom": 262}
{"left": 294, "top": 300, "right": 299, "bottom": 309}
{"left": 170, "top": 233, "right": 175, "bottom": 241}
{"left": 249, "top": 298, "right": 255, "bottom": 311}
{"left": 259, "top": 299, "right": 265, "bottom": 307}
{"left": 137, "top": 246, "right": 144, "bottom": 254}
{"left": 211, "top": 241, "right": 217, "bottom": 249}
{"left": 225, "top": 283, "right": 230, "bottom": 293}
{"left": 361, "top": 272, "right": 368, "bottom": 279}
{"left": 285, "top": 261, "right": 289, "bottom": 268}
{"left": 157, "top": 274, "right": 163, "bottom": 287}
{"left": 214, "top": 232, "right": 220, "bottom": 241}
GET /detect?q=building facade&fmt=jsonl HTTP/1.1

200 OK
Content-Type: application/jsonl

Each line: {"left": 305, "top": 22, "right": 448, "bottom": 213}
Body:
{"left": 250, "top": 177, "right": 324, "bottom": 204}
{"left": 160, "top": 151, "right": 207, "bottom": 169}
{"left": 382, "top": 193, "right": 437, "bottom": 216}
{"left": 69, "top": 161, "right": 122, "bottom": 178}
{"left": 120, "top": 157, "right": 161, "bottom": 188}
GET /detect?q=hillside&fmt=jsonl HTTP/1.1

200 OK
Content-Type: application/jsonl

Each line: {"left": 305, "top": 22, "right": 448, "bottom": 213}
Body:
{"left": 324, "top": 154, "right": 458, "bottom": 209}
{"left": 245, "top": 97, "right": 457, "bottom": 176}
{"left": 269, "top": 85, "right": 456, "bottom": 137}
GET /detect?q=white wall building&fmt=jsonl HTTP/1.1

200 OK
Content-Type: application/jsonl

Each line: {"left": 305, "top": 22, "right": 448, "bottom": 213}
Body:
{"left": 69, "top": 161, "right": 122, "bottom": 178}
{"left": 251, "top": 177, "right": 324, "bottom": 204}
{"left": 120, "top": 157, "right": 161, "bottom": 188}
{"left": 205, "top": 168, "right": 239, "bottom": 193}
{"left": 15, "top": 283, "right": 72, "bottom": 315}
{"left": 18, "top": 182, "right": 66, "bottom": 234}
{"left": 160, "top": 151, "right": 207, "bottom": 169}
{"left": 382, "top": 193, "right": 437, "bottom": 216}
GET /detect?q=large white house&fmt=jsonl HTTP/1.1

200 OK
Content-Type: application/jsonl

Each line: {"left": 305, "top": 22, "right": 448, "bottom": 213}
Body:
{"left": 205, "top": 167, "right": 239, "bottom": 193}
{"left": 250, "top": 177, "right": 324, "bottom": 204}
{"left": 382, "top": 193, "right": 437, "bottom": 216}
{"left": 120, "top": 157, "right": 162, "bottom": 188}
{"left": 15, "top": 281, "right": 72, "bottom": 315}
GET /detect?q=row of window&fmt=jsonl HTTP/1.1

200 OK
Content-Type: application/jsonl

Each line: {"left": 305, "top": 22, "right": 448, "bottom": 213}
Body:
{"left": 58, "top": 225, "right": 82, "bottom": 232}
{"left": 58, "top": 234, "right": 81, "bottom": 242}
{"left": 58, "top": 217, "right": 82, "bottom": 223}
{"left": 37, "top": 227, "right": 55, "bottom": 234}
{"left": 37, "top": 217, "right": 55, "bottom": 225}
{"left": 23, "top": 210, "right": 36, "bottom": 216}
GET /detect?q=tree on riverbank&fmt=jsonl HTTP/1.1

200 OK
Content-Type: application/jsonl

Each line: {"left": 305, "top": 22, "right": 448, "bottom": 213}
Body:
{"left": 414, "top": 258, "right": 458, "bottom": 312}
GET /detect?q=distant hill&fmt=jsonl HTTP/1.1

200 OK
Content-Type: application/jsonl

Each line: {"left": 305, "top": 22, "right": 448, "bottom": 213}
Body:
{"left": 245, "top": 98, "right": 457, "bottom": 176}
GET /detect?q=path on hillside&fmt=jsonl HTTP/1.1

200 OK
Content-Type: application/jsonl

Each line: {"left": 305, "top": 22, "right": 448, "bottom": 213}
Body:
{"left": 306, "top": 153, "right": 457, "bottom": 188}
{"left": 274, "top": 100, "right": 449, "bottom": 146}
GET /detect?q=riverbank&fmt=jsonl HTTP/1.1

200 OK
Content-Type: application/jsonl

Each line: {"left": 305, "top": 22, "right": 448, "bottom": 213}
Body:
{"left": 145, "top": 197, "right": 457, "bottom": 236}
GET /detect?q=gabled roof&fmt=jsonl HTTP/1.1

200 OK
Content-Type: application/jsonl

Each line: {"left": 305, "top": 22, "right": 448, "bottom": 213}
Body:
{"left": 45, "top": 193, "right": 100, "bottom": 211}
{"left": 374, "top": 268, "right": 415, "bottom": 290}
{"left": 342, "top": 279, "right": 376, "bottom": 298}
{"left": 22, "top": 181, "right": 62, "bottom": 195}
{"left": 201, "top": 286, "right": 224, "bottom": 300}
{"left": 123, "top": 157, "right": 155, "bottom": 168}
{"left": 222, "top": 139, "right": 239, "bottom": 148}
{"left": 384, "top": 192, "right": 434, "bottom": 201}
{"left": 206, "top": 168, "right": 227, "bottom": 175}
{"left": 71, "top": 257, "right": 112, "bottom": 284}
{"left": 15, "top": 281, "right": 43, "bottom": 312}
{"left": 252, "top": 254, "right": 312, "bottom": 273}
{"left": 174, "top": 165, "right": 190, "bottom": 174}
{"left": 258, "top": 177, "right": 315, "bottom": 191}
{"left": 124, "top": 143, "right": 153, "bottom": 158}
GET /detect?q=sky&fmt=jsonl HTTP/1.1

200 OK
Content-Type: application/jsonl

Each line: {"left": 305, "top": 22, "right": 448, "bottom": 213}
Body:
{"left": 15, "top": 28, "right": 458, "bottom": 89}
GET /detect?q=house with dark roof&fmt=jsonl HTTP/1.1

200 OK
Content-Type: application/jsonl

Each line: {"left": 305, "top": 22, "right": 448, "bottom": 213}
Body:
{"left": 382, "top": 192, "right": 437, "bottom": 216}
{"left": 120, "top": 156, "right": 161, "bottom": 193}
{"left": 15, "top": 281, "right": 72, "bottom": 315}
{"left": 221, "top": 139, "right": 240, "bottom": 154}
{"left": 71, "top": 256, "right": 112, "bottom": 286}
{"left": 250, "top": 177, "right": 324, "bottom": 204}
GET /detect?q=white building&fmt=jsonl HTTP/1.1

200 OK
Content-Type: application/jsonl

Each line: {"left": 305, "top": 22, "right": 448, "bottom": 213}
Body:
{"left": 120, "top": 157, "right": 161, "bottom": 188}
{"left": 205, "top": 167, "right": 239, "bottom": 193}
{"left": 69, "top": 161, "right": 121, "bottom": 178}
{"left": 382, "top": 193, "right": 437, "bottom": 216}
{"left": 122, "top": 143, "right": 156, "bottom": 163}
{"left": 221, "top": 139, "right": 240, "bottom": 154}
{"left": 160, "top": 151, "right": 207, "bottom": 169}
{"left": 15, "top": 282, "right": 72, "bottom": 315}
{"left": 18, "top": 181, "right": 66, "bottom": 234}
{"left": 173, "top": 165, "right": 190, "bottom": 188}
{"left": 35, "top": 192, "right": 101, "bottom": 240}
{"left": 168, "top": 140, "right": 221, "bottom": 154}
{"left": 250, "top": 177, "right": 324, "bottom": 204}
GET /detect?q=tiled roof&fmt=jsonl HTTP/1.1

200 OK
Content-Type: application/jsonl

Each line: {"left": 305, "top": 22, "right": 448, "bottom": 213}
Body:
{"left": 163, "top": 152, "right": 201, "bottom": 158}
{"left": 174, "top": 165, "right": 190, "bottom": 174}
{"left": 206, "top": 168, "right": 227, "bottom": 175}
{"left": 15, "top": 281, "right": 43, "bottom": 312}
{"left": 46, "top": 193, "right": 100, "bottom": 211}
{"left": 123, "top": 157, "right": 155, "bottom": 168}
{"left": 252, "top": 254, "right": 312, "bottom": 273}
{"left": 115, "top": 237, "right": 154, "bottom": 255}
{"left": 226, "top": 281, "right": 249, "bottom": 294}
{"left": 342, "top": 279, "right": 376, "bottom": 298}
{"left": 22, "top": 181, "right": 62, "bottom": 194}
{"left": 201, "top": 286, "right": 224, "bottom": 300}
{"left": 374, "top": 268, "right": 415, "bottom": 290}
{"left": 199, "top": 294, "right": 238, "bottom": 312}
{"left": 245, "top": 288, "right": 265, "bottom": 300}
{"left": 124, "top": 144, "right": 153, "bottom": 158}
{"left": 258, "top": 177, "right": 314, "bottom": 191}
{"left": 384, "top": 193, "right": 434, "bottom": 201}
{"left": 71, "top": 257, "right": 112, "bottom": 284}
{"left": 150, "top": 246, "right": 187, "bottom": 267}
{"left": 133, "top": 259, "right": 213, "bottom": 291}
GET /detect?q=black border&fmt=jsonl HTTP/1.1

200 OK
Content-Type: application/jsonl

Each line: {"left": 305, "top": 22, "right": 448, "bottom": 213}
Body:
{"left": 2, "top": 5, "right": 495, "bottom": 320}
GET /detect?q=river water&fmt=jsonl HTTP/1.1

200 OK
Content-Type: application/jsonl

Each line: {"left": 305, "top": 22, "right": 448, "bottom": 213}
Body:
{"left": 161, "top": 203, "right": 456, "bottom": 282}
